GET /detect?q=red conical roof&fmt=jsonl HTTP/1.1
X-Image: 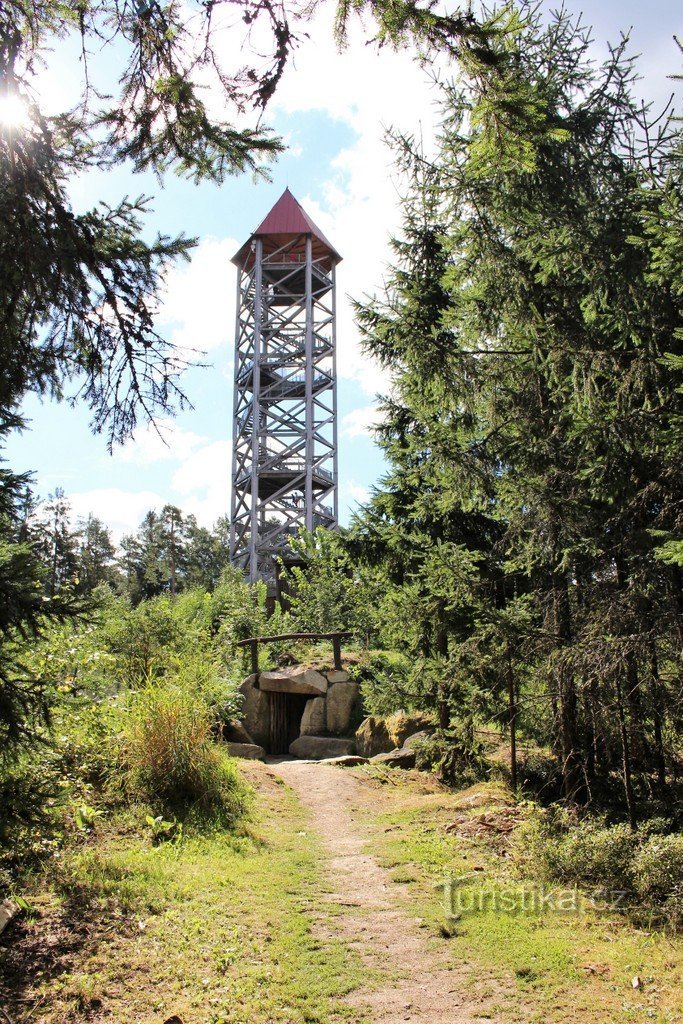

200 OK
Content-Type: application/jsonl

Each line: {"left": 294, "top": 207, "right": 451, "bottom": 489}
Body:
{"left": 232, "top": 188, "right": 341, "bottom": 267}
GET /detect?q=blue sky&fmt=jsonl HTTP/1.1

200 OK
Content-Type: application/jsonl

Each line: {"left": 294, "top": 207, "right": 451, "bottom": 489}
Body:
{"left": 5, "top": 0, "right": 683, "bottom": 539}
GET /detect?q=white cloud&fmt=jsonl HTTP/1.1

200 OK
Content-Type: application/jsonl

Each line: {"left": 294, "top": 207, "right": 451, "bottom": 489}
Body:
{"left": 266, "top": 7, "right": 445, "bottom": 398}
{"left": 341, "top": 404, "right": 384, "bottom": 439}
{"left": 345, "top": 480, "right": 370, "bottom": 506}
{"left": 70, "top": 440, "right": 233, "bottom": 541}
{"left": 112, "top": 417, "right": 207, "bottom": 466}
{"left": 172, "top": 439, "right": 232, "bottom": 527}
{"left": 172, "top": 439, "right": 231, "bottom": 494}
{"left": 69, "top": 488, "right": 166, "bottom": 541}
{"left": 159, "top": 236, "right": 239, "bottom": 355}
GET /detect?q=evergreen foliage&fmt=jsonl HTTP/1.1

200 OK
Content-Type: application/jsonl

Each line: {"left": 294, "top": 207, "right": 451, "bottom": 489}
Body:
{"left": 346, "top": 8, "right": 683, "bottom": 821}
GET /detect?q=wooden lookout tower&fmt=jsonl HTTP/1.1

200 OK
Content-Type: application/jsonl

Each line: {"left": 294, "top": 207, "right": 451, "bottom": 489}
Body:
{"left": 229, "top": 189, "right": 341, "bottom": 589}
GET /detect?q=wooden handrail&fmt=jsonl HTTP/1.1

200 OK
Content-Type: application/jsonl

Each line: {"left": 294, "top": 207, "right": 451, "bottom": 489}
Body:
{"left": 235, "top": 631, "right": 352, "bottom": 674}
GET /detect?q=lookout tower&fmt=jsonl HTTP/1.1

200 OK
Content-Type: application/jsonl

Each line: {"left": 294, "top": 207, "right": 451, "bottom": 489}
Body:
{"left": 229, "top": 189, "right": 341, "bottom": 588}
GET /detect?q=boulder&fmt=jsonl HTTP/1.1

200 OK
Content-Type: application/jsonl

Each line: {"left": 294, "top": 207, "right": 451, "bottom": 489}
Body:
{"left": 226, "top": 742, "right": 266, "bottom": 760}
{"left": 289, "top": 735, "right": 355, "bottom": 760}
{"left": 371, "top": 747, "right": 417, "bottom": 769}
{"left": 0, "top": 899, "right": 19, "bottom": 936}
{"left": 355, "top": 716, "right": 394, "bottom": 758}
{"left": 300, "top": 696, "right": 326, "bottom": 736}
{"left": 326, "top": 681, "right": 360, "bottom": 736}
{"left": 325, "top": 670, "right": 350, "bottom": 684}
{"left": 259, "top": 665, "right": 328, "bottom": 696}
{"left": 402, "top": 729, "right": 435, "bottom": 750}
{"left": 223, "top": 719, "right": 255, "bottom": 745}
{"left": 239, "top": 676, "right": 270, "bottom": 748}
{"left": 386, "top": 711, "right": 435, "bottom": 749}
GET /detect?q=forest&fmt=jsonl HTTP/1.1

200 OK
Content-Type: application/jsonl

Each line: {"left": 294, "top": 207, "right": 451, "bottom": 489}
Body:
{"left": 1, "top": 0, "right": 682, "bottom": 1021}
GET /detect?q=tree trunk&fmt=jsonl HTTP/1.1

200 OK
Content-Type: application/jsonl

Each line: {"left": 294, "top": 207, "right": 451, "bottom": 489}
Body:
{"left": 552, "top": 571, "right": 585, "bottom": 804}
{"left": 615, "top": 673, "right": 637, "bottom": 830}
{"left": 506, "top": 643, "right": 518, "bottom": 792}
{"left": 169, "top": 512, "right": 177, "bottom": 596}
{"left": 435, "top": 609, "right": 450, "bottom": 730}
{"left": 649, "top": 644, "right": 667, "bottom": 795}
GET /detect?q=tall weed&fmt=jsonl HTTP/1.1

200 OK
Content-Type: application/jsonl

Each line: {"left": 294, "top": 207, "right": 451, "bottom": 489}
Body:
{"left": 122, "top": 685, "right": 248, "bottom": 824}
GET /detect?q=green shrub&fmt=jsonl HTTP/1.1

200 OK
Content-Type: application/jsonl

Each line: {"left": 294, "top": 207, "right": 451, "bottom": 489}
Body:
{"left": 519, "top": 812, "right": 682, "bottom": 918}
{"left": 633, "top": 833, "right": 683, "bottom": 921}
{"left": 412, "top": 726, "right": 490, "bottom": 786}
{"left": 519, "top": 812, "right": 639, "bottom": 891}
{"left": 353, "top": 650, "right": 416, "bottom": 716}
{"left": 122, "top": 685, "right": 248, "bottom": 824}
{"left": 518, "top": 751, "right": 563, "bottom": 802}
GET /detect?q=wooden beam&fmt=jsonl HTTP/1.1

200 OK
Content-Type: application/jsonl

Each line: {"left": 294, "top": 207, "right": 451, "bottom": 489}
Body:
{"left": 332, "top": 634, "right": 342, "bottom": 670}
{"left": 235, "top": 631, "right": 352, "bottom": 648}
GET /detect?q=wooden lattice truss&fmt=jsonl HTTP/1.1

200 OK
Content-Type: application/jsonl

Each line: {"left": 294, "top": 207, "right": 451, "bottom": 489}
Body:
{"left": 230, "top": 231, "right": 338, "bottom": 585}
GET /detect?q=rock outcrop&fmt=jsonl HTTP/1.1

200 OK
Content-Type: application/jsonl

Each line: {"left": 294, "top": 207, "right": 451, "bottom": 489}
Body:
{"left": 385, "top": 711, "right": 434, "bottom": 749}
{"left": 354, "top": 716, "right": 394, "bottom": 758}
{"left": 223, "top": 719, "right": 255, "bottom": 745}
{"left": 370, "top": 747, "right": 417, "bottom": 769}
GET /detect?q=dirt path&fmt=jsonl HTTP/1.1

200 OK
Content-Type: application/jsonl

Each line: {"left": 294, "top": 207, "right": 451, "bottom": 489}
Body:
{"left": 270, "top": 758, "right": 502, "bottom": 1024}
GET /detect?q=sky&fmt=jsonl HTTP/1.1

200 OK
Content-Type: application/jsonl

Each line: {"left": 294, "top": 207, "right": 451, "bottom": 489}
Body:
{"left": 5, "top": 0, "right": 683, "bottom": 541}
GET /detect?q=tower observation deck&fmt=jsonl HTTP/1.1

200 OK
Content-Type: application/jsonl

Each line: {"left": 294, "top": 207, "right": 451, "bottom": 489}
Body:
{"left": 229, "top": 189, "right": 341, "bottom": 588}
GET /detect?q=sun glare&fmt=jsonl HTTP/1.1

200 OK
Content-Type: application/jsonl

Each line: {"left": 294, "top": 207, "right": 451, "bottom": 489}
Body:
{"left": 0, "top": 93, "right": 29, "bottom": 130}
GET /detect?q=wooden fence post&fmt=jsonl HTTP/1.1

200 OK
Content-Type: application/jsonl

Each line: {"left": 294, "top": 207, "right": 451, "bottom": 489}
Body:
{"left": 332, "top": 634, "right": 342, "bottom": 670}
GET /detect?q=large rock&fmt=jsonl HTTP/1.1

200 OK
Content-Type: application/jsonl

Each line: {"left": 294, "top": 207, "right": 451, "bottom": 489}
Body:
{"left": 239, "top": 676, "right": 270, "bottom": 748}
{"left": 386, "top": 711, "right": 434, "bottom": 749}
{"left": 371, "top": 747, "right": 417, "bottom": 769}
{"left": 223, "top": 719, "right": 255, "bottom": 745}
{"left": 325, "top": 670, "right": 349, "bottom": 684}
{"left": 326, "top": 681, "right": 360, "bottom": 736}
{"left": 300, "top": 696, "right": 326, "bottom": 736}
{"left": 402, "top": 729, "right": 435, "bottom": 750}
{"left": 289, "top": 735, "right": 355, "bottom": 760}
{"left": 355, "top": 716, "right": 394, "bottom": 758}
{"left": 259, "top": 665, "right": 328, "bottom": 696}
{"left": 226, "top": 742, "right": 266, "bottom": 760}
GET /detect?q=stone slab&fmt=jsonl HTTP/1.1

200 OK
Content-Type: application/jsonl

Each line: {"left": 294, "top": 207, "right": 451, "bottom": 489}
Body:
{"left": 402, "top": 729, "right": 435, "bottom": 750}
{"left": 325, "top": 670, "right": 349, "bottom": 684}
{"left": 300, "top": 696, "right": 326, "bottom": 736}
{"left": 386, "top": 711, "right": 434, "bottom": 749}
{"left": 226, "top": 742, "right": 266, "bottom": 761}
{"left": 0, "top": 899, "right": 19, "bottom": 936}
{"left": 239, "top": 676, "right": 270, "bottom": 748}
{"left": 326, "top": 680, "right": 360, "bottom": 735}
{"left": 289, "top": 735, "right": 355, "bottom": 760}
{"left": 259, "top": 666, "right": 328, "bottom": 696}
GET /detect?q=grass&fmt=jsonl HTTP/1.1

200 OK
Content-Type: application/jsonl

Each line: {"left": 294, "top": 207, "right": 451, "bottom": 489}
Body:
{"left": 352, "top": 771, "right": 683, "bottom": 1024}
{"left": 3, "top": 760, "right": 681, "bottom": 1024}
{"left": 1, "top": 763, "right": 368, "bottom": 1024}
